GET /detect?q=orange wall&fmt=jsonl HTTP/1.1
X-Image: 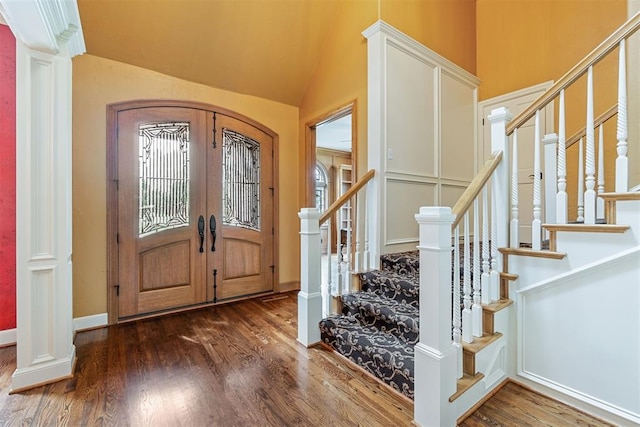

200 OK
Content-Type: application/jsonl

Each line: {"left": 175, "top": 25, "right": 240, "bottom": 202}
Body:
{"left": 477, "top": 0, "right": 627, "bottom": 101}
{"left": 72, "top": 55, "right": 300, "bottom": 318}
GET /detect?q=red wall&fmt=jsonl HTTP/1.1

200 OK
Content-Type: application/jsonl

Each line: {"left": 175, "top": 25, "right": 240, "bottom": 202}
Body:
{"left": 0, "top": 24, "right": 16, "bottom": 331}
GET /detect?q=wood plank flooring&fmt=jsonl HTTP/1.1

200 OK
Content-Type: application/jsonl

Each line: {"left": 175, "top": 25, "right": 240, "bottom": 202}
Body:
{"left": 0, "top": 293, "right": 617, "bottom": 426}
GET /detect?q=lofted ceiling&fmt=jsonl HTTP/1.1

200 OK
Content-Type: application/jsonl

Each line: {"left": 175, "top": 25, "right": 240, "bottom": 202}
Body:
{"left": 77, "top": 0, "right": 343, "bottom": 107}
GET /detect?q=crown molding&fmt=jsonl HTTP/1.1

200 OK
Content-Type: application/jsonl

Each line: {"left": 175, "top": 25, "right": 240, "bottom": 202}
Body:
{"left": 0, "top": 0, "right": 85, "bottom": 57}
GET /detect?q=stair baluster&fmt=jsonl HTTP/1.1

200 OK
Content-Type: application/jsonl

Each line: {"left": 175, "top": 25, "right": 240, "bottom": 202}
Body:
{"left": 453, "top": 227, "right": 463, "bottom": 379}
{"left": 557, "top": 90, "right": 568, "bottom": 224}
{"left": 577, "top": 138, "right": 585, "bottom": 222}
{"left": 324, "top": 217, "right": 333, "bottom": 317}
{"left": 481, "top": 188, "right": 491, "bottom": 305}
{"left": 597, "top": 124, "right": 605, "bottom": 219}
{"left": 472, "top": 199, "right": 482, "bottom": 338}
{"left": 532, "top": 110, "right": 542, "bottom": 249}
{"left": 585, "top": 66, "right": 597, "bottom": 224}
{"left": 510, "top": 128, "right": 519, "bottom": 248}
{"left": 462, "top": 213, "right": 473, "bottom": 343}
{"left": 616, "top": 38, "right": 628, "bottom": 192}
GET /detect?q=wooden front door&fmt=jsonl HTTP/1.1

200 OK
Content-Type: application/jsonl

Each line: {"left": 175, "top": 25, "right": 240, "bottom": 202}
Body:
{"left": 115, "top": 105, "right": 275, "bottom": 320}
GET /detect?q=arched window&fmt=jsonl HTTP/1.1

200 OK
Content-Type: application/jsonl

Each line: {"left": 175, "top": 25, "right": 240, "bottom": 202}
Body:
{"left": 315, "top": 162, "right": 328, "bottom": 213}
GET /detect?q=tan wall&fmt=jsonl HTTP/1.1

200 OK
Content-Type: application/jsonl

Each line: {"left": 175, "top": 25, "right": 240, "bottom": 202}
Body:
{"left": 72, "top": 54, "right": 300, "bottom": 318}
{"left": 299, "top": 0, "right": 477, "bottom": 200}
{"left": 477, "top": 0, "right": 627, "bottom": 101}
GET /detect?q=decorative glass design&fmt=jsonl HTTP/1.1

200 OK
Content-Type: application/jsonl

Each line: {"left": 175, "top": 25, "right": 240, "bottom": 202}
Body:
{"left": 138, "top": 122, "right": 190, "bottom": 236}
{"left": 222, "top": 129, "right": 260, "bottom": 230}
{"left": 315, "top": 163, "right": 328, "bottom": 212}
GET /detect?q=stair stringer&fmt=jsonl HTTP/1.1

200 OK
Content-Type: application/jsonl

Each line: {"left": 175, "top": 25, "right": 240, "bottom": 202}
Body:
{"left": 511, "top": 245, "right": 640, "bottom": 426}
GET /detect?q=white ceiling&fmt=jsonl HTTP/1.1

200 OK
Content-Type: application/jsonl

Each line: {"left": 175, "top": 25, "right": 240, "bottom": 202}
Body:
{"left": 316, "top": 114, "right": 352, "bottom": 152}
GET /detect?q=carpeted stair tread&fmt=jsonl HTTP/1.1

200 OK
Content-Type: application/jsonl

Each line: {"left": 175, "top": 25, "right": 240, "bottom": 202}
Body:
{"left": 342, "top": 292, "right": 419, "bottom": 345}
{"left": 358, "top": 270, "right": 419, "bottom": 307}
{"left": 319, "top": 315, "right": 415, "bottom": 399}
{"left": 380, "top": 251, "right": 420, "bottom": 277}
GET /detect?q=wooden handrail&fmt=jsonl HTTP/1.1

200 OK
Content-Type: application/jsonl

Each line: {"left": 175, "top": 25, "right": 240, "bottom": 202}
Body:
{"left": 506, "top": 11, "right": 640, "bottom": 136}
{"left": 451, "top": 152, "right": 503, "bottom": 230}
{"left": 565, "top": 105, "right": 617, "bottom": 149}
{"left": 319, "top": 169, "right": 375, "bottom": 225}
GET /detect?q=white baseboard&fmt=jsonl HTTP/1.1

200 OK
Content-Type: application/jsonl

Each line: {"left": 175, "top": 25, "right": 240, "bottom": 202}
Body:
{"left": 0, "top": 328, "right": 16, "bottom": 347}
{"left": 73, "top": 313, "right": 108, "bottom": 332}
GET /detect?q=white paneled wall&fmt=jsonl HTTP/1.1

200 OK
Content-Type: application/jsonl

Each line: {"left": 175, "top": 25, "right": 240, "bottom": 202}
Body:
{"left": 364, "top": 21, "right": 479, "bottom": 263}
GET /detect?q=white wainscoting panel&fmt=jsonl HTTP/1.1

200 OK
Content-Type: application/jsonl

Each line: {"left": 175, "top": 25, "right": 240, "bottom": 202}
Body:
{"left": 517, "top": 247, "right": 640, "bottom": 423}
{"left": 386, "top": 42, "right": 437, "bottom": 178}
{"left": 385, "top": 178, "right": 436, "bottom": 247}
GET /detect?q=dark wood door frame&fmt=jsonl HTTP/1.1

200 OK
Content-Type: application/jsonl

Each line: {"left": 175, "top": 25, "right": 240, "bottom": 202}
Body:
{"left": 106, "top": 100, "right": 279, "bottom": 325}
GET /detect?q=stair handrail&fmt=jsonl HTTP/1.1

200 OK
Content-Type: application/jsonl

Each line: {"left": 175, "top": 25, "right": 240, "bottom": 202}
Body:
{"left": 506, "top": 11, "right": 640, "bottom": 136}
{"left": 451, "top": 152, "right": 503, "bottom": 230}
{"left": 319, "top": 169, "right": 375, "bottom": 224}
{"left": 566, "top": 104, "right": 617, "bottom": 148}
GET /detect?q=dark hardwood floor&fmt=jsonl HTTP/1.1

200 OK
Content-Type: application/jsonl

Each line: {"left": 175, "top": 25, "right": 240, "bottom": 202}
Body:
{"left": 0, "top": 293, "right": 615, "bottom": 426}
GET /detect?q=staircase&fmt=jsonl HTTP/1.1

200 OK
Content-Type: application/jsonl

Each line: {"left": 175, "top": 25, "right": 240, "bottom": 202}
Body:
{"left": 319, "top": 251, "right": 419, "bottom": 399}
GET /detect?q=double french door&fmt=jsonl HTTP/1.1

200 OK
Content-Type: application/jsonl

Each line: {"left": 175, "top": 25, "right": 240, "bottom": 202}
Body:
{"left": 114, "top": 105, "right": 274, "bottom": 319}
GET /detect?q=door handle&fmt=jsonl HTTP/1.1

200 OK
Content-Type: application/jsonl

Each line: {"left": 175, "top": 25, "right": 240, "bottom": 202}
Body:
{"left": 198, "top": 215, "right": 205, "bottom": 253}
{"left": 210, "top": 215, "right": 217, "bottom": 252}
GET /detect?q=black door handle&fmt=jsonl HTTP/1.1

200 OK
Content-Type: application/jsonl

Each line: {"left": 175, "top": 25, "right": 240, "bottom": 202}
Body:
{"left": 198, "top": 215, "right": 205, "bottom": 253}
{"left": 210, "top": 215, "right": 217, "bottom": 252}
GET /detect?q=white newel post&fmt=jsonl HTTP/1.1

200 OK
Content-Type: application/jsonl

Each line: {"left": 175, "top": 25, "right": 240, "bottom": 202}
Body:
{"left": 414, "top": 207, "right": 457, "bottom": 427}
{"left": 298, "top": 208, "right": 323, "bottom": 347}
{"left": 488, "top": 108, "right": 512, "bottom": 268}
{"left": 4, "top": 0, "right": 85, "bottom": 392}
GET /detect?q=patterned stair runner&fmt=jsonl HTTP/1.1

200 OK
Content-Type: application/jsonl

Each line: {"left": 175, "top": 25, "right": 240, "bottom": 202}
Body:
{"left": 319, "top": 251, "right": 420, "bottom": 399}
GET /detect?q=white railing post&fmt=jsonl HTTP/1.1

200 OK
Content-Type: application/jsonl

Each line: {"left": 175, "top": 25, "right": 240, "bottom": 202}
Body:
{"left": 462, "top": 213, "right": 472, "bottom": 343}
{"left": 557, "top": 90, "right": 568, "bottom": 224}
{"left": 481, "top": 188, "right": 491, "bottom": 305}
{"left": 616, "top": 38, "right": 629, "bottom": 192}
{"left": 298, "top": 208, "right": 322, "bottom": 347}
{"left": 488, "top": 108, "right": 512, "bottom": 263}
{"left": 543, "top": 133, "right": 559, "bottom": 230}
{"left": 472, "top": 200, "right": 483, "bottom": 338}
{"left": 597, "top": 124, "right": 606, "bottom": 220}
{"left": 414, "top": 207, "right": 457, "bottom": 427}
{"left": 577, "top": 138, "right": 585, "bottom": 223}
{"left": 324, "top": 218, "right": 333, "bottom": 317}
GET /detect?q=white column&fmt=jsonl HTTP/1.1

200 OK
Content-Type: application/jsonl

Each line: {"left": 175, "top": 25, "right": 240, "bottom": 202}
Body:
{"left": 298, "top": 208, "right": 323, "bottom": 347}
{"left": 597, "top": 124, "right": 606, "bottom": 220}
{"left": 414, "top": 207, "right": 457, "bottom": 427}
{"left": 4, "top": 0, "right": 85, "bottom": 392}
{"left": 543, "top": 133, "right": 558, "bottom": 230}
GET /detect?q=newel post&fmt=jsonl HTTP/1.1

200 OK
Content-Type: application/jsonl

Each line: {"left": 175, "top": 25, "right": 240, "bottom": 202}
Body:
{"left": 414, "top": 207, "right": 456, "bottom": 427}
{"left": 488, "top": 108, "right": 513, "bottom": 260}
{"left": 297, "top": 208, "right": 322, "bottom": 347}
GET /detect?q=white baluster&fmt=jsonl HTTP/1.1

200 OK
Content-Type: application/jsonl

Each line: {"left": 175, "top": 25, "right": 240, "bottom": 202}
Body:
{"left": 616, "top": 38, "right": 628, "bottom": 192}
{"left": 557, "top": 90, "right": 568, "bottom": 224}
{"left": 344, "top": 199, "right": 352, "bottom": 293}
{"left": 462, "top": 213, "right": 472, "bottom": 343}
{"left": 472, "top": 200, "right": 482, "bottom": 338}
{"left": 336, "top": 226, "right": 344, "bottom": 296}
{"left": 364, "top": 191, "right": 370, "bottom": 270}
{"left": 481, "top": 188, "right": 490, "bottom": 305}
{"left": 532, "top": 110, "right": 542, "bottom": 250}
{"left": 597, "top": 124, "right": 605, "bottom": 220}
{"left": 543, "top": 133, "right": 558, "bottom": 229}
{"left": 453, "top": 227, "right": 462, "bottom": 379}
{"left": 584, "top": 66, "right": 596, "bottom": 224}
{"left": 577, "top": 138, "right": 585, "bottom": 223}
{"left": 354, "top": 194, "right": 362, "bottom": 272}
{"left": 490, "top": 190, "right": 499, "bottom": 302}
{"left": 510, "top": 129, "right": 519, "bottom": 248}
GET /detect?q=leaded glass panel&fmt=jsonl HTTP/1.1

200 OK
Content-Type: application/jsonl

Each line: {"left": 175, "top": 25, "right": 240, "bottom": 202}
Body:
{"left": 138, "top": 122, "right": 190, "bottom": 236}
{"left": 222, "top": 129, "right": 260, "bottom": 231}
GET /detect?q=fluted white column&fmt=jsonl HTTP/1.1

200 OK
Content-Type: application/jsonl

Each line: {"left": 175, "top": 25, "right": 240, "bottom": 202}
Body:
{"left": 584, "top": 66, "right": 597, "bottom": 224}
{"left": 557, "top": 90, "right": 568, "bottom": 224}
{"left": 616, "top": 38, "right": 629, "bottom": 192}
